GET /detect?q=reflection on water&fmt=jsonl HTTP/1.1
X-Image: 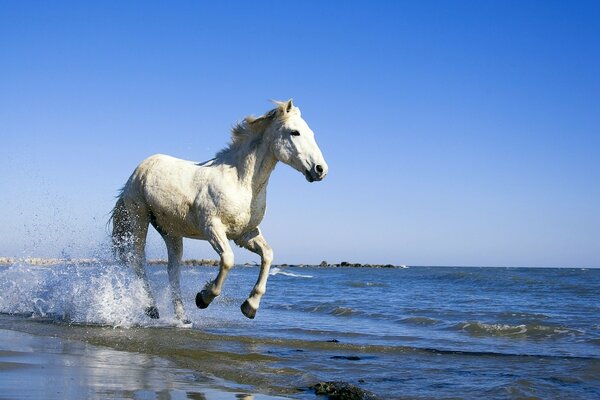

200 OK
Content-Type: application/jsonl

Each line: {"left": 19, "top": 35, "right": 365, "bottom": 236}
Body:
{"left": 0, "top": 328, "right": 285, "bottom": 400}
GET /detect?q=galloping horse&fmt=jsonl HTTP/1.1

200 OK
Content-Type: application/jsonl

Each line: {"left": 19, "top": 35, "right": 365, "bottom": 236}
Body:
{"left": 111, "top": 100, "right": 328, "bottom": 323}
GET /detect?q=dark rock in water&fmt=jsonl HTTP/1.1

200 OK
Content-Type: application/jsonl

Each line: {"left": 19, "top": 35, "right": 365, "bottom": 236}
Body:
{"left": 331, "top": 355, "right": 361, "bottom": 361}
{"left": 326, "top": 339, "right": 340, "bottom": 343}
{"left": 313, "top": 381, "right": 379, "bottom": 400}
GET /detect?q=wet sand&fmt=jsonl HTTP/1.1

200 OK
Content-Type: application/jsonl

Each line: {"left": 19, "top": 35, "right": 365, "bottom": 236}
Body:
{"left": 0, "top": 328, "right": 289, "bottom": 400}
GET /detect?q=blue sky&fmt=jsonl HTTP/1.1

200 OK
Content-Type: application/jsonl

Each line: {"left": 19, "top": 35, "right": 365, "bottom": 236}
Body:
{"left": 1, "top": 1, "right": 599, "bottom": 267}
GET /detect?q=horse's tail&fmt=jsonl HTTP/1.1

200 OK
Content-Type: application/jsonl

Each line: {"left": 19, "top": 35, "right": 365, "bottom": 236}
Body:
{"left": 110, "top": 190, "right": 134, "bottom": 264}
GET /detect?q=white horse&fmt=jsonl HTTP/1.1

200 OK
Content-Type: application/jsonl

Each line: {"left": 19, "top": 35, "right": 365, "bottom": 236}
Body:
{"left": 111, "top": 100, "right": 328, "bottom": 323}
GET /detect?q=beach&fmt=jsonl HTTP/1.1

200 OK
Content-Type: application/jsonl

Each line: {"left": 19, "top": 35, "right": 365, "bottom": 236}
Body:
{"left": 1, "top": 262, "right": 599, "bottom": 399}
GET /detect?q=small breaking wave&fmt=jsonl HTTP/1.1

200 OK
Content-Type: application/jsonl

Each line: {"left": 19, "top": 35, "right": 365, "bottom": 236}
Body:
{"left": 305, "top": 303, "right": 364, "bottom": 317}
{"left": 455, "top": 321, "right": 582, "bottom": 339}
{"left": 269, "top": 267, "right": 313, "bottom": 278}
{"left": 330, "top": 306, "right": 360, "bottom": 317}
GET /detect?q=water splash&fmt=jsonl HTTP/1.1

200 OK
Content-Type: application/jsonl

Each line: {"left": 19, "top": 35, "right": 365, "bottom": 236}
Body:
{"left": 0, "top": 262, "right": 167, "bottom": 328}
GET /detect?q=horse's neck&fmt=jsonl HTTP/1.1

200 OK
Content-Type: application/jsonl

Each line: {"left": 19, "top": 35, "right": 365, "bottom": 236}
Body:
{"left": 229, "top": 137, "right": 277, "bottom": 195}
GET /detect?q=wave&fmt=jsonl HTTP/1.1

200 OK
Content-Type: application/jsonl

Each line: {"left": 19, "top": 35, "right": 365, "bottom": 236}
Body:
{"left": 271, "top": 301, "right": 398, "bottom": 322}
{"left": 304, "top": 303, "right": 364, "bottom": 317}
{"left": 455, "top": 321, "right": 582, "bottom": 339}
{"left": 269, "top": 267, "right": 313, "bottom": 278}
{"left": 330, "top": 306, "right": 360, "bottom": 317}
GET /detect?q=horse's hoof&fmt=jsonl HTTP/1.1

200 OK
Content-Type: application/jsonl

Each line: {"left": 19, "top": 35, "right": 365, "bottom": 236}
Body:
{"left": 176, "top": 319, "right": 192, "bottom": 329}
{"left": 241, "top": 300, "right": 257, "bottom": 319}
{"left": 195, "top": 292, "right": 210, "bottom": 309}
{"left": 145, "top": 306, "right": 160, "bottom": 319}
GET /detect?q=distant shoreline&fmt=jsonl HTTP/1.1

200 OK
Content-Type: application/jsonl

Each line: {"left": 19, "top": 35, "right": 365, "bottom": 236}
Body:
{"left": 0, "top": 257, "right": 407, "bottom": 269}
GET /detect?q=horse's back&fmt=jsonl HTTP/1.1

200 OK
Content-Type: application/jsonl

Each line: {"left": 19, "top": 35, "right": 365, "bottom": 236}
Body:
{"left": 126, "top": 153, "right": 198, "bottom": 192}
{"left": 120, "top": 153, "right": 262, "bottom": 239}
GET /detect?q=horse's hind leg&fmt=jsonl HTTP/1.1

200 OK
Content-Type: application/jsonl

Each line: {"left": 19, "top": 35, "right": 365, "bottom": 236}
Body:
{"left": 195, "top": 219, "right": 234, "bottom": 309}
{"left": 162, "top": 235, "right": 190, "bottom": 324}
{"left": 112, "top": 199, "right": 159, "bottom": 319}
{"left": 235, "top": 228, "right": 273, "bottom": 319}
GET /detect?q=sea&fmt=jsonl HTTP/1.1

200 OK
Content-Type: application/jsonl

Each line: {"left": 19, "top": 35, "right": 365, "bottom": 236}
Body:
{"left": 0, "top": 262, "right": 598, "bottom": 399}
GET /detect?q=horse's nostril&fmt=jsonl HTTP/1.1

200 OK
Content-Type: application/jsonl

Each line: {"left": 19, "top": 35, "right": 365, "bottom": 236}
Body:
{"left": 316, "top": 165, "right": 324, "bottom": 174}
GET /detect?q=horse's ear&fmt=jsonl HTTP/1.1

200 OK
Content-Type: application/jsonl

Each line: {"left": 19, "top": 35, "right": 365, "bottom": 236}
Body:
{"left": 285, "top": 99, "right": 294, "bottom": 113}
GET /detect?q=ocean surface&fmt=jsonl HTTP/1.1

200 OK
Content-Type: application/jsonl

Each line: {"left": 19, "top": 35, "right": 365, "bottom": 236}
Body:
{"left": 0, "top": 262, "right": 599, "bottom": 399}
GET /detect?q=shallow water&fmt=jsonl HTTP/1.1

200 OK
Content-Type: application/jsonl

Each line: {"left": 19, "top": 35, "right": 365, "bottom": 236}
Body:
{"left": 0, "top": 328, "right": 284, "bottom": 400}
{"left": 1, "top": 263, "right": 599, "bottom": 399}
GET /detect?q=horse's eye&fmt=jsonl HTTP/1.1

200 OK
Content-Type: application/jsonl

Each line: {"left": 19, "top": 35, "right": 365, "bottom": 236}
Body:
{"left": 290, "top": 130, "right": 300, "bottom": 136}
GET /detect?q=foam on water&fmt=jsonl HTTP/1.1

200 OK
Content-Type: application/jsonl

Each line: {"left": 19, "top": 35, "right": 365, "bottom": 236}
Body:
{"left": 455, "top": 321, "right": 583, "bottom": 339}
{"left": 269, "top": 266, "right": 313, "bottom": 278}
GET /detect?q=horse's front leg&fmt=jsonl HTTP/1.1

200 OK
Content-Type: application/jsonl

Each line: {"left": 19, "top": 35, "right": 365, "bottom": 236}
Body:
{"left": 195, "top": 219, "right": 235, "bottom": 309}
{"left": 235, "top": 228, "right": 273, "bottom": 319}
{"left": 163, "top": 235, "right": 190, "bottom": 324}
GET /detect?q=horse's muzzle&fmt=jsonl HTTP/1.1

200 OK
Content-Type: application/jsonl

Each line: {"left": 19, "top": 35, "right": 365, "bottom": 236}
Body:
{"left": 305, "top": 164, "right": 327, "bottom": 182}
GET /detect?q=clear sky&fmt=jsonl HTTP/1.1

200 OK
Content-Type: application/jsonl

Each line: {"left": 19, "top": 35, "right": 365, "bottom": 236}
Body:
{"left": 1, "top": 1, "right": 599, "bottom": 267}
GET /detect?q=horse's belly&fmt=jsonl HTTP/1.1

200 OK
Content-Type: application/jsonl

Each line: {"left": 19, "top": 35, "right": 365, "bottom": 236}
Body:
{"left": 150, "top": 207, "right": 206, "bottom": 239}
{"left": 171, "top": 223, "right": 206, "bottom": 240}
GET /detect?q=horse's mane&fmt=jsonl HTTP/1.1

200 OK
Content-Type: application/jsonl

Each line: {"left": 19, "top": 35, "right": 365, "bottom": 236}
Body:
{"left": 216, "top": 100, "right": 296, "bottom": 160}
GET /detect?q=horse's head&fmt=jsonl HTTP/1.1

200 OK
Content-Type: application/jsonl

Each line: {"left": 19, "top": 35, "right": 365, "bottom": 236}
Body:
{"left": 267, "top": 99, "right": 328, "bottom": 182}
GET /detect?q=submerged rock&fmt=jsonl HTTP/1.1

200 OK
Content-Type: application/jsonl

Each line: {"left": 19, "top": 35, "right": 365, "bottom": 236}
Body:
{"left": 330, "top": 355, "right": 361, "bottom": 361}
{"left": 313, "top": 381, "right": 379, "bottom": 400}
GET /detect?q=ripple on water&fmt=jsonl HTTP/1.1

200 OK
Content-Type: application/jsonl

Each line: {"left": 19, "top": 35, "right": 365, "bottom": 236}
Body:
{"left": 400, "top": 316, "right": 441, "bottom": 326}
{"left": 496, "top": 311, "right": 550, "bottom": 321}
{"left": 346, "top": 281, "right": 390, "bottom": 288}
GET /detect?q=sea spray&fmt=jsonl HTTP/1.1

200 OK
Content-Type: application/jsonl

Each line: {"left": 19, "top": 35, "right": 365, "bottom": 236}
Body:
{"left": 0, "top": 263, "right": 167, "bottom": 328}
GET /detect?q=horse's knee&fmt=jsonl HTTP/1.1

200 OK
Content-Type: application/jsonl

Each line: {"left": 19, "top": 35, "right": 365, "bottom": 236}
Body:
{"left": 221, "top": 250, "right": 234, "bottom": 270}
{"left": 262, "top": 247, "right": 273, "bottom": 266}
